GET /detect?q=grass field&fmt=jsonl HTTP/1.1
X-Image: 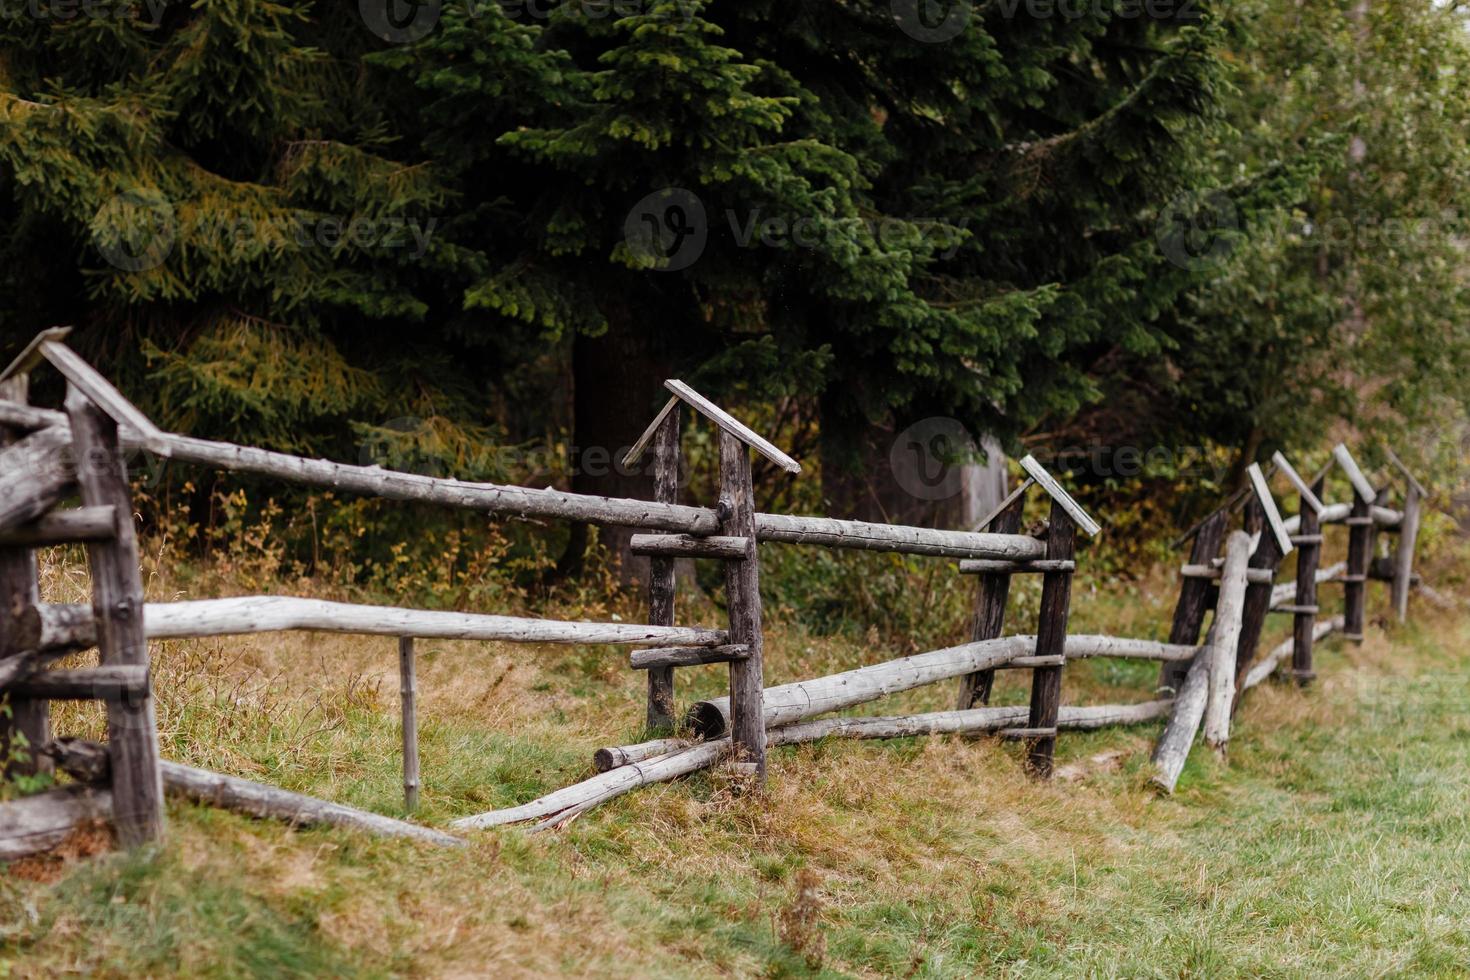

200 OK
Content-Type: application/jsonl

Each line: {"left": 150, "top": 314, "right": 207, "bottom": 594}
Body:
{"left": 2, "top": 549, "right": 1468, "bottom": 978}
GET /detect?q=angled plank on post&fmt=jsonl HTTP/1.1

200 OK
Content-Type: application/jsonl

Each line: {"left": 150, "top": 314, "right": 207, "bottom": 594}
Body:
{"left": 1247, "top": 462, "right": 1294, "bottom": 557}
{"left": 972, "top": 477, "right": 1034, "bottom": 532}
{"left": 658, "top": 380, "right": 801, "bottom": 475}
{"left": 621, "top": 395, "right": 680, "bottom": 470}
{"left": 0, "top": 327, "right": 72, "bottom": 383}
{"left": 38, "top": 340, "right": 172, "bottom": 457}
{"left": 1271, "top": 451, "right": 1325, "bottom": 515}
{"left": 1332, "top": 444, "right": 1377, "bottom": 503}
{"left": 1383, "top": 446, "right": 1428, "bottom": 500}
{"left": 1018, "top": 455, "right": 1101, "bottom": 537}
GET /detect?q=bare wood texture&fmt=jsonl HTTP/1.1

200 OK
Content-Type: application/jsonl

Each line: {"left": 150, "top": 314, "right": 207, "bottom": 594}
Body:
{"left": 1281, "top": 503, "right": 1401, "bottom": 534}
{"left": 9, "top": 665, "right": 148, "bottom": 700}
{"left": 34, "top": 339, "right": 172, "bottom": 455}
{"left": 33, "top": 597, "right": 730, "bottom": 648}
{"left": 1247, "top": 462, "right": 1294, "bottom": 556}
{"left": 1161, "top": 510, "right": 1229, "bottom": 694}
{"left": 160, "top": 762, "right": 460, "bottom": 845}
{"left": 956, "top": 494, "right": 1023, "bottom": 710}
{"left": 1180, "top": 565, "right": 1274, "bottom": 584}
{"left": 1392, "top": 485, "right": 1422, "bottom": 622}
{"left": 719, "top": 431, "right": 766, "bottom": 778}
{"left": 957, "top": 559, "right": 1075, "bottom": 575}
{"left": 459, "top": 701, "right": 1174, "bottom": 830}
{"left": 0, "top": 375, "right": 50, "bottom": 780}
{"left": 629, "top": 645, "right": 749, "bottom": 670}
{"left": 0, "top": 506, "right": 116, "bottom": 548}
{"left": 751, "top": 513, "right": 1045, "bottom": 560}
{"left": 644, "top": 408, "right": 681, "bottom": 730}
{"left": 1292, "top": 477, "right": 1325, "bottom": 684}
{"left": 1232, "top": 504, "right": 1287, "bottom": 696}
{"left": 42, "top": 737, "right": 113, "bottom": 784}
{"left": 688, "top": 635, "right": 1033, "bottom": 738}
{"left": 1150, "top": 628, "right": 1214, "bottom": 794}
{"left": 1271, "top": 562, "right": 1347, "bottom": 608}
{"left": 621, "top": 395, "right": 679, "bottom": 469}
{"left": 1204, "top": 531, "right": 1252, "bottom": 755}
{"left": 630, "top": 534, "right": 748, "bottom": 560}
{"left": 1344, "top": 490, "right": 1372, "bottom": 640}
{"left": 0, "top": 425, "right": 74, "bottom": 533}
{"left": 594, "top": 738, "right": 689, "bottom": 773}
{"left": 399, "top": 638, "right": 420, "bottom": 812}
{"left": 1026, "top": 500, "right": 1076, "bottom": 778}
{"left": 0, "top": 785, "right": 113, "bottom": 860}
{"left": 67, "top": 385, "right": 164, "bottom": 848}
{"left": 1243, "top": 617, "right": 1344, "bottom": 690}
{"left": 1271, "top": 451, "right": 1325, "bottom": 514}
{"left": 664, "top": 380, "right": 801, "bottom": 474}
{"left": 1018, "top": 455, "right": 1101, "bottom": 536}
{"left": 0, "top": 401, "right": 1050, "bottom": 561}
{"left": 1333, "top": 443, "right": 1377, "bottom": 502}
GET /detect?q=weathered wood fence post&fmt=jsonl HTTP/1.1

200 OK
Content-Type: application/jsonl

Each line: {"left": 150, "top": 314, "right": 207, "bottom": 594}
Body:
{"left": 645, "top": 403, "right": 681, "bottom": 731}
{"left": 1290, "top": 475, "right": 1326, "bottom": 684}
{"left": 719, "top": 430, "right": 766, "bottom": 780}
{"left": 0, "top": 373, "right": 49, "bottom": 779}
{"left": 399, "top": 637, "right": 420, "bottom": 811}
{"left": 1161, "top": 510, "right": 1229, "bottom": 695}
{"left": 1335, "top": 444, "right": 1376, "bottom": 643}
{"left": 66, "top": 384, "right": 165, "bottom": 845}
{"left": 1231, "top": 464, "right": 1293, "bottom": 696}
{"left": 956, "top": 493, "right": 1025, "bottom": 710}
{"left": 1024, "top": 498, "right": 1074, "bottom": 778}
{"left": 1392, "top": 483, "right": 1423, "bottom": 622}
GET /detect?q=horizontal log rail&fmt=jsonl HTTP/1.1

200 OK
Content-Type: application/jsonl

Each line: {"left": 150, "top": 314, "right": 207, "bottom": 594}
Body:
{"left": 23, "top": 597, "right": 730, "bottom": 649}
{"left": 9, "top": 665, "right": 148, "bottom": 700}
{"left": 0, "top": 506, "right": 116, "bottom": 548}
{"left": 0, "top": 402, "right": 1045, "bottom": 562}
{"left": 628, "top": 645, "right": 750, "bottom": 670}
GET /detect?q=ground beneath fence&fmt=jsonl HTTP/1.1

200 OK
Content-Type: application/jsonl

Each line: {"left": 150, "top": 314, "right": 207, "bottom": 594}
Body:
{"left": 3, "top": 589, "right": 1468, "bottom": 976}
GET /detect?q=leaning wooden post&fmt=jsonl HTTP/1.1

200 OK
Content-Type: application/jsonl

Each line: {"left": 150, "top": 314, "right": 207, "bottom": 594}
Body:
{"left": 65, "top": 385, "right": 164, "bottom": 846}
{"left": 1392, "top": 483, "right": 1423, "bottom": 622}
{"left": 956, "top": 493, "right": 1025, "bottom": 710}
{"left": 398, "top": 637, "right": 420, "bottom": 812}
{"left": 718, "top": 430, "right": 766, "bottom": 781}
{"left": 645, "top": 405, "right": 681, "bottom": 731}
{"left": 1204, "top": 531, "right": 1253, "bottom": 757}
{"left": 0, "top": 374, "right": 49, "bottom": 778}
{"left": 1290, "top": 475, "right": 1326, "bottom": 685}
{"left": 1024, "top": 498, "right": 1075, "bottom": 779}
{"left": 1160, "top": 510, "right": 1229, "bottom": 694}
{"left": 1231, "top": 464, "right": 1292, "bottom": 696}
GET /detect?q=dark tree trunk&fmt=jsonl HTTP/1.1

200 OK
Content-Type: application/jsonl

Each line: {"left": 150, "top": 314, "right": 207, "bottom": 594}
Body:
{"left": 562, "top": 302, "right": 671, "bottom": 584}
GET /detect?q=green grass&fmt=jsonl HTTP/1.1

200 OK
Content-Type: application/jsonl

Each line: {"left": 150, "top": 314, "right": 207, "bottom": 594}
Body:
{"left": 2, "top": 561, "right": 1469, "bottom": 977}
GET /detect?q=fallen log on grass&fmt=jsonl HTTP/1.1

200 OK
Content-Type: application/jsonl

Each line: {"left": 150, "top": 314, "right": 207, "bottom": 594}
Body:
{"left": 7, "top": 740, "right": 465, "bottom": 853}
{"left": 160, "top": 762, "right": 464, "bottom": 846}
{"left": 685, "top": 633, "right": 1197, "bottom": 740}
{"left": 0, "top": 785, "right": 113, "bottom": 861}
{"left": 456, "top": 701, "right": 1174, "bottom": 831}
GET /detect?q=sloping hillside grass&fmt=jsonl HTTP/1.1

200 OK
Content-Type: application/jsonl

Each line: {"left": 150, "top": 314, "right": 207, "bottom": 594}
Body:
{"left": 2, "top": 547, "right": 1467, "bottom": 977}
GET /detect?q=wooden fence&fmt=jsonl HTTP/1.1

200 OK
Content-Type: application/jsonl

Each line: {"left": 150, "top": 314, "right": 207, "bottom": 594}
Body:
{"left": 0, "top": 328, "right": 1431, "bottom": 856}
